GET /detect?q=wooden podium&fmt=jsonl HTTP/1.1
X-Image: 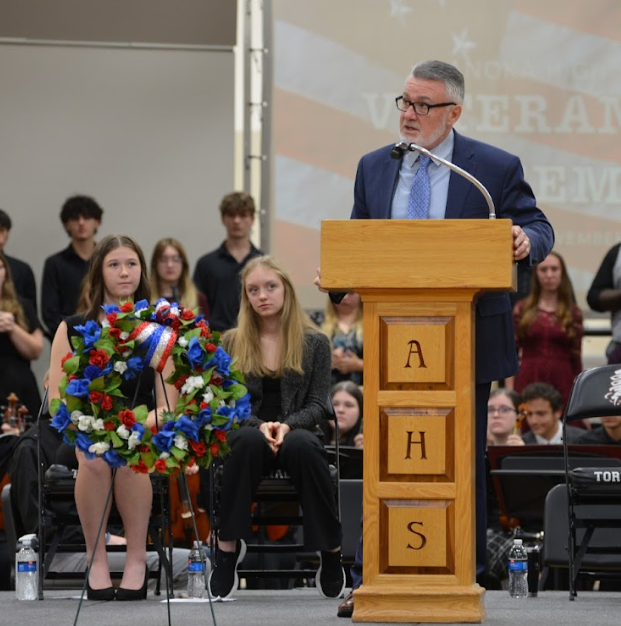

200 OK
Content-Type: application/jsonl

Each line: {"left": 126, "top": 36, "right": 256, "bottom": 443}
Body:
{"left": 321, "top": 220, "right": 516, "bottom": 623}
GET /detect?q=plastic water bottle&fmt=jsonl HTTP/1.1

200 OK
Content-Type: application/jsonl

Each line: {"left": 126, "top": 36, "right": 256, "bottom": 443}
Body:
{"left": 187, "top": 541, "right": 206, "bottom": 598}
{"left": 508, "top": 539, "right": 528, "bottom": 598}
{"left": 16, "top": 534, "right": 38, "bottom": 601}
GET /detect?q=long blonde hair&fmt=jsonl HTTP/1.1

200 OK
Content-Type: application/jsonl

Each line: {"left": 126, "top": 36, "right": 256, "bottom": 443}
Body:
{"left": 321, "top": 295, "right": 363, "bottom": 346}
{"left": 224, "top": 255, "right": 319, "bottom": 377}
{"left": 0, "top": 250, "right": 28, "bottom": 330}
{"left": 149, "top": 238, "right": 198, "bottom": 310}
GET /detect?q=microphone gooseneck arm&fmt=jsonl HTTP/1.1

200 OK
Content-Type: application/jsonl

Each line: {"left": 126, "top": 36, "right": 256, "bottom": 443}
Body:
{"left": 391, "top": 141, "right": 496, "bottom": 219}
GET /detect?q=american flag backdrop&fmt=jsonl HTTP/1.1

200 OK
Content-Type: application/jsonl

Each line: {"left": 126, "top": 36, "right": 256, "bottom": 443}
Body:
{"left": 271, "top": 0, "right": 621, "bottom": 310}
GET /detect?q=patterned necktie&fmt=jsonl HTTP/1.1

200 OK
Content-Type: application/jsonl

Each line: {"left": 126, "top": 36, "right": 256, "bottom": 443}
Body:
{"left": 406, "top": 155, "right": 432, "bottom": 219}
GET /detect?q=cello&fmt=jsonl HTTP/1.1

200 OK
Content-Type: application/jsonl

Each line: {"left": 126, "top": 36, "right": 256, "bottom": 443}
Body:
{"left": 167, "top": 471, "right": 210, "bottom": 548}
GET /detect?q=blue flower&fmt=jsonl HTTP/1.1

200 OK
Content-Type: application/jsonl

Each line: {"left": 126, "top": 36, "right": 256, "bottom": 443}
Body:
{"left": 175, "top": 415, "right": 199, "bottom": 442}
{"left": 196, "top": 407, "right": 212, "bottom": 429}
{"left": 235, "top": 393, "right": 252, "bottom": 422}
{"left": 103, "top": 449, "right": 127, "bottom": 468}
{"left": 152, "top": 422, "right": 176, "bottom": 453}
{"left": 205, "top": 346, "right": 231, "bottom": 377}
{"left": 84, "top": 365, "right": 103, "bottom": 381}
{"left": 51, "top": 403, "right": 72, "bottom": 432}
{"left": 65, "top": 378, "right": 91, "bottom": 398}
{"left": 102, "top": 304, "right": 121, "bottom": 315}
{"left": 186, "top": 336, "right": 205, "bottom": 369}
{"left": 131, "top": 422, "right": 145, "bottom": 437}
{"left": 134, "top": 299, "right": 149, "bottom": 313}
{"left": 75, "top": 432, "right": 94, "bottom": 457}
{"left": 73, "top": 320, "right": 101, "bottom": 350}
{"left": 123, "top": 356, "right": 144, "bottom": 380}
{"left": 214, "top": 405, "right": 235, "bottom": 431}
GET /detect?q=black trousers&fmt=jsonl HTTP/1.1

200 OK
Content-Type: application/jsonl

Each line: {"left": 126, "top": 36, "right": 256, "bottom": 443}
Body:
{"left": 218, "top": 427, "right": 342, "bottom": 552}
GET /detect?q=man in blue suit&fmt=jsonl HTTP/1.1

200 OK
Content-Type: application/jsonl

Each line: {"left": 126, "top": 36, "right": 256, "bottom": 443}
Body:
{"left": 333, "top": 60, "right": 554, "bottom": 617}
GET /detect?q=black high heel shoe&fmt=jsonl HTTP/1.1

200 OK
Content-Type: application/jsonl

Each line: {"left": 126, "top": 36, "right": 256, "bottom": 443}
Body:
{"left": 116, "top": 567, "right": 149, "bottom": 601}
{"left": 86, "top": 578, "right": 116, "bottom": 601}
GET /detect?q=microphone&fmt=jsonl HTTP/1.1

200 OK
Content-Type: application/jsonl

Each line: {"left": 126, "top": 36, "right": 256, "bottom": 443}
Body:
{"left": 171, "top": 284, "right": 180, "bottom": 304}
{"left": 390, "top": 141, "right": 410, "bottom": 160}
{"left": 389, "top": 140, "right": 496, "bottom": 219}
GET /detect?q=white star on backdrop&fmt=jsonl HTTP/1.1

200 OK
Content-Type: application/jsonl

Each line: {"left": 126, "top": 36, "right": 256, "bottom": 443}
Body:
{"left": 388, "top": 0, "right": 412, "bottom": 23}
{"left": 452, "top": 28, "right": 477, "bottom": 60}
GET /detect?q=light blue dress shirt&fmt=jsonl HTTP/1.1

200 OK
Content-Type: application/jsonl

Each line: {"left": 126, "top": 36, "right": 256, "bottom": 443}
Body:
{"left": 391, "top": 130, "right": 455, "bottom": 220}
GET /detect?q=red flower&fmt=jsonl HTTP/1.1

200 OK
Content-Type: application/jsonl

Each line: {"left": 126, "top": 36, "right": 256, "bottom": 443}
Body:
{"left": 106, "top": 312, "right": 118, "bottom": 326}
{"left": 189, "top": 440, "right": 206, "bottom": 457}
{"left": 210, "top": 374, "right": 223, "bottom": 386}
{"left": 206, "top": 343, "right": 217, "bottom": 353}
{"left": 67, "top": 374, "right": 78, "bottom": 382}
{"left": 109, "top": 327, "right": 122, "bottom": 339}
{"left": 101, "top": 395, "right": 113, "bottom": 411}
{"left": 121, "top": 302, "right": 134, "bottom": 313}
{"left": 150, "top": 425, "right": 158, "bottom": 435}
{"left": 181, "top": 309, "right": 195, "bottom": 321}
{"left": 119, "top": 409, "right": 136, "bottom": 428}
{"left": 210, "top": 442, "right": 219, "bottom": 456}
{"left": 90, "top": 391, "right": 103, "bottom": 404}
{"left": 103, "top": 421, "right": 116, "bottom": 431}
{"left": 133, "top": 460, "right": 150, "bottom": 474}
{"left": 89, "top": 349, "right": 110, "bottom": 369}
{"left": 214, "top": 429, "right": 227, "bottom": 443}
{"left": 61, "top": 352, "right": 73, "bottom": 367}
{"left": 199, "top": 401, "right": 209, "bottom": 410}
{"left": 187, "top": 457, "right": 196, "bottom": 467}
{"left": 174, "top": 375, "right": 188, "bottom": 391}
{"left": 140, "top": 444, "right": 151, "bottom": 453}
{"left": 200, "top": 326, "right": 211, "bottom": 339}
{"left": 154, "top": 459, "right": 168, "bottom": 474}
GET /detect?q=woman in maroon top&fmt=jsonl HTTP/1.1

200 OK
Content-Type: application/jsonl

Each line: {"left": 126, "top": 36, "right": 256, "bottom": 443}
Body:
{"left": 509, "top": 251, "right": 583, "bottom": 409}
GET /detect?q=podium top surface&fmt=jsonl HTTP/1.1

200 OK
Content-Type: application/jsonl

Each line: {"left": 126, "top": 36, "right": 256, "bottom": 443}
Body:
{"left": 320, "top": 219, "right": 515, "bottom": 291}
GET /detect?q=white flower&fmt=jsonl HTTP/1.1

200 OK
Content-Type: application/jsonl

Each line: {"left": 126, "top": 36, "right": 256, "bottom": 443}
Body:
{"left": 159, "top": 452, "right": 170, "bottom": 460}
{"left": 127, "top": 430, "right": 143, "bottom": 450}
{"left": 117, "top": 425, "right": 130, "bottom": 440}
{"left": 174, "top": 434, "right": 188, "bottom": 450}
{"left": 178, "top": 336, "right": 189, "bottom": 348}
{"left": 70, "top": 410, "right": 83, "bottom": 426}
{"left": 89, "top": 441, "right": 110, "bottom": 455}
{"left": 114, "top": 361, "right": 128, "bottom": 374}
{"left": 92, "top": 418, "right": 105, "bottom": 431}
{"left": 101, "top": 318, "right": 110, "bottom": 328}
{"left": 181, "top": 375, "right": 205, "bottom": 395}
{"left": 77, "top": 414, "right": 96, "bottom": 432}
{"left": 122, "top": 350, "right": 132, "bottom": 358}
{"left": 202, "top": 388, "right": 214, "bottom": 404}
{"left": 120, "top": 331, "right": 130, "bottom": 340}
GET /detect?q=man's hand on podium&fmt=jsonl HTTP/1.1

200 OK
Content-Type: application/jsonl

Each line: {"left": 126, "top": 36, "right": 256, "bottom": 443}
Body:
{"left": 512, "top": 225, "right": 531, "bottom": 261}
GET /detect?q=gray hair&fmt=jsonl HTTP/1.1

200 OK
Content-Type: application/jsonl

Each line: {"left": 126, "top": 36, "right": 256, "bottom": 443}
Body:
{"left": 410, "top": 60, "right": 465, "bottom": 104}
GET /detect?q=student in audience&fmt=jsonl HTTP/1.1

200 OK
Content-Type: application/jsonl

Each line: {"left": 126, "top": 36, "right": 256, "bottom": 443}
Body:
{"left": 193, "top": 192, "right": 263, "bottom": 333}
{"left": 321, "top": 294, "right": 364, "bottom": 386}
{"left": 486, "top": 388, "right": 525, "bottom": 447}
{"left": 0, "top": 250, "right": 44, "bottom": 418}
{"left": 577, "top": 416, "right": 621, "bottom": 445}
{"left": 586, "top": 241, "right": 621, "bottom": 365}
{"left": 324, "top": 381, "right": 363, "bottom": 448}
{"left": 149, "top": 237, "right": 202, "bottom": 311}
{"left": 41, "top": 195, "right": 104, "bottom": 338}
{"left": 510, "top": 251, "right": 583, "bottom": 408}
{"left": 209, "top": 255, "right": 345, "bottom": 600}
{"left": 520, "top": 382, "right": 583, "bottom": 444}
{"left": 0, "top": 209, "right": 37, "bottom": 315}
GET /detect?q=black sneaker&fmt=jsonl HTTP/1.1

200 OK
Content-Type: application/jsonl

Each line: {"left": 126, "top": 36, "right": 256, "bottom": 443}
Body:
{"left": 208, "top": 539, "right": 247, "bottom": 598}
{"left": 316, "top": 550, "right": 346, "bottom": 599}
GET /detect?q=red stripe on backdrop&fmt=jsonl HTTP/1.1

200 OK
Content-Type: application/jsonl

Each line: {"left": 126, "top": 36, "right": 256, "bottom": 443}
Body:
{"left": 274, "top": 88, "right": 395, "bottom": 179}
{"left": 514, "top": 0, "right": 621, "bottom": 42}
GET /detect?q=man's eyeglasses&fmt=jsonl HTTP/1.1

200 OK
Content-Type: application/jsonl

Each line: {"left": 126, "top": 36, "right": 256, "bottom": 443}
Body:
{"left": 158, "top": 256, "right": 182, "bottom": 265}
{"left": 395, "top": 96, "right": 456, "bottom": 116}
{"left": 487, "top": 406, "right": 516, "bottom": 416}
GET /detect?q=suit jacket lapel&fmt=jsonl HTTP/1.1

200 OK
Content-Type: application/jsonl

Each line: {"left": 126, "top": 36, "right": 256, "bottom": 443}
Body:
{"left": 379, "top": 153, "right": 401, "bottom": 219}
{"left": 445, "top": 132, "right": 476, "bottom": 219}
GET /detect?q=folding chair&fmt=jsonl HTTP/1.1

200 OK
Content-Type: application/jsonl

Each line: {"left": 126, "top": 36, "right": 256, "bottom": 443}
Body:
{"left": 562, "top": 364, "right": 621, "bottom": 599}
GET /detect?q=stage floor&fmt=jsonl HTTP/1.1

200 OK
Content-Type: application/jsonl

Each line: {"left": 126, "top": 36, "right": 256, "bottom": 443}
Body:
{"left": 1, "top": 588, "right": 620, "bottom": 626}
